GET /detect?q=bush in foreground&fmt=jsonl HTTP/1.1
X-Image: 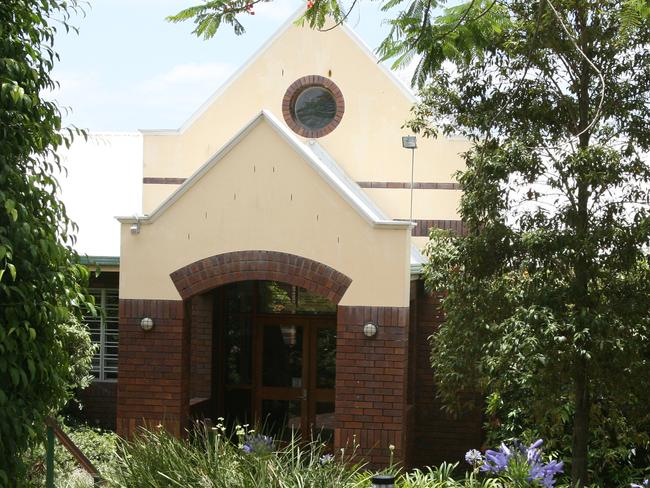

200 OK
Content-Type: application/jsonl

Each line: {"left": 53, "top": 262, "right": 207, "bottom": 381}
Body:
{"left": 21, "top": 418, "right": 118, "bottom": 487}
{"left": 28, "top": 420, "right": 649, "bottom": 487}
{"left": 107, "top": 422, "right": 371, "bottom": 488}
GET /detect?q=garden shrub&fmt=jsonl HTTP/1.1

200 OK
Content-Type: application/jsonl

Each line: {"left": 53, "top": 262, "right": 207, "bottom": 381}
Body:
{"left": 22, "top": 418, "right": 118, "bottom": 488}
{"left": 25, "top": 420, "right": 648, "bottom": 488}
{"left": 107, "top": 421, "right": 372, "bottom": 488}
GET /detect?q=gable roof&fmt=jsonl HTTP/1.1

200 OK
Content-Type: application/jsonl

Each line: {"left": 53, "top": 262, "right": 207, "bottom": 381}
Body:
{"left": 118, "top": 109, "right": 412, "bottom": 230}
{"left": 139, "top": 7, "right": 415, "bottom": 135}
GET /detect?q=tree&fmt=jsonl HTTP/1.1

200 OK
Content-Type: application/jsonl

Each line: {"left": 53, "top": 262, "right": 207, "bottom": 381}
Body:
{"left": 0, "top": 0, "right": 95, "bottom": 482}
{"left": 169, "top": 0, "right": 649, "bottom": 485}
{"left": 411, "top": 1, "right": 650, "bottom": 485}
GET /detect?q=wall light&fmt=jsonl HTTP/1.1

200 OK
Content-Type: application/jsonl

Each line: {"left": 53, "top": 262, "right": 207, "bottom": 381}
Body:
{"left": 363, "top": 322, "right": 378, "bottom": 338}
{"left": 130, "top": 215, "right": 141, "bottom": 235}
{"left": 140, "top": 317, "right": 154, "bottom": 331}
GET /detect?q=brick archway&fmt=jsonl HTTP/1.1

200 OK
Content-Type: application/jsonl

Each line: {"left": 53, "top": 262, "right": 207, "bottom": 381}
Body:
{"left": 170, "top": 250, "right": 352, "bottom": 303}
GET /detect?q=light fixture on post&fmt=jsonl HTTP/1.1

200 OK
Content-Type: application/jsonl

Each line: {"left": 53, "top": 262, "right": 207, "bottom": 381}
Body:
{"left": 140, "top": 317, "right": 154, "bottom": 331}
{"left": 363, "top": 322, "right": 377, "bottom": 338}
{"left": 401, "top": 136, "right": 417, "bottom": 228}
{"left": 371, "top": 474, "right": 395, "bottom": 488}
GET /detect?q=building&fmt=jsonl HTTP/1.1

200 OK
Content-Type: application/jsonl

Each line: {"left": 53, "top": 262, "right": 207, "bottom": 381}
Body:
{"left": 71, "top": 9, "right": 482, "bottom": 468}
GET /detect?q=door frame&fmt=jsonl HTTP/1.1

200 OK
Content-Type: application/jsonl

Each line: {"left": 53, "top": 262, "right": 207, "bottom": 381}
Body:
{"left": 254, "top": 314, "right": 335, "bottom": 435}
{"left": 212, "top": 281, "right": 336, "bottom": 437}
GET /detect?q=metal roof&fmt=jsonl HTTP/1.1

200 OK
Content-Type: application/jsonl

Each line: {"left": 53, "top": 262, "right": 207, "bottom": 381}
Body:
{"left": 78, "top": 255, "right": 120, "bottom": 267}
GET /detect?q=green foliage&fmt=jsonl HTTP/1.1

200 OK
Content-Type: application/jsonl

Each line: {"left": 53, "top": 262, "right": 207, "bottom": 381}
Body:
{"left": 377, "top": 0, "right": 512, "bottom": 88}
{"left": 107, "top": 422, "right": 372, "bottom": 487}
{"left": 0, "top": 0, "right": 94, "bottom": 482}
{"left": 167, "top": 0, "right": 272, "bottom": 38}
{"left": 22, "top": 419, "right": 118, "bottom": 488}
{"left": 399, "top": 463, "right": 503, "bottom": 487}
{"left": 12, "top": 420, "right": 607, "bottom": 488}
{"left": 415, "top": 1, "right": 650, "bottom": 485}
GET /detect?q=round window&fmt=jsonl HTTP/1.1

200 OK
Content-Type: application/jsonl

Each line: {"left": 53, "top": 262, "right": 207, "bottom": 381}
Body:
{"left": 293, "top": 87, "right": 337, "bottom": 130}
{"left": 282, "top": 76, "right": 345, "bottom": 138}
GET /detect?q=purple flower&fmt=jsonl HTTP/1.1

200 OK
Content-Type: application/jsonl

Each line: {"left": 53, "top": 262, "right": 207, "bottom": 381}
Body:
{"left": 465, "top": 449, "right": 483, "bottom": 466}
{"left": 529, "top": 459, "right": 564, "bottom": 488}
{"left": 631, "top": 480, "right": 649, "bottom": 488}
{"left": 481, "top": 443, "right": 512, "bottom": 473}
{"left": 479, "top": 439, "right": 563, "bottom": 488}
{"left": 241, "top": 434, "right": 274, "bottom": 454}
{"left": 320, "top": 453, "right": 335, "bottom": 465}
{"left": 523, "top": 439, "right": 564, "bottom": 488}
{"left": 529, "top": 439, "right": 544, "bottom": 450}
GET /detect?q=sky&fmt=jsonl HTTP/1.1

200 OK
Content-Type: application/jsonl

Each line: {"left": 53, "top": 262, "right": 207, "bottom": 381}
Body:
{"left": 52, "top": 0, "right": 401, "bottom": 132}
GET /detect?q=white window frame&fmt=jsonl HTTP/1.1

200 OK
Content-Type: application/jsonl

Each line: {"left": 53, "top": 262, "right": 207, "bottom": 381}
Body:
{"left": 86, "top": 288, "right": 119, "bottom": 382}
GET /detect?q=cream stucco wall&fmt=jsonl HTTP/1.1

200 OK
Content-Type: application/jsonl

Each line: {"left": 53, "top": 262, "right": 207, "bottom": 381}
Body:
{"left": 143, "top": 184, "right": 177, "bottom": 210}
{"left": 364, "top": 188, "right": 462, "bottom": 221}
{"left": 141, "top": 17, "right": 470, "bottom": 217}
{"left": 122, "top": 119, "right": 411, "bottom": 307}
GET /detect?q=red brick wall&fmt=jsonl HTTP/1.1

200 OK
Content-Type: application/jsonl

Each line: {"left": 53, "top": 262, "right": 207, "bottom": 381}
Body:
{"left": 410, "top": 280, "right": 483, "bottom": 467}
{"left": 335, "top": 305, "right": 409, "bottom": 468}
{"left": 111, "top": 276, "right": 482, "bottom": 470}
{"left": 116, "top": 299, "right": 189, "bottom": 438}
{"left": 190, "top": 294, "right": 213, "bottom": 399}
{"left": 404, "top": 279, "right": 419, "bottom": 467}
{"left": 170, "top": 250, "right": 351, "bottom": 303}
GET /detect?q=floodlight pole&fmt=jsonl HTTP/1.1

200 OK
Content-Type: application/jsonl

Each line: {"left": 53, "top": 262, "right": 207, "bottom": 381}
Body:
{"left": 401, "top": 136, "right": 417, "bottom": 231}
{"left": 409, "top": 147, "right": 415, "bottom": 223}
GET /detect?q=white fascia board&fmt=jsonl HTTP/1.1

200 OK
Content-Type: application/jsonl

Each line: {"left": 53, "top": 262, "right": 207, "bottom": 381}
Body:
{"left": 81, "top": 131, "right": 142, "bottom": 137}
{"left": 116, "top": 215, "right": 148, "bottom": 224}
{"left": 138, "top": 129, "right": 177, "bottom": 136}
{"left": 118, "top": 110, "right": 412, "bottom": 231}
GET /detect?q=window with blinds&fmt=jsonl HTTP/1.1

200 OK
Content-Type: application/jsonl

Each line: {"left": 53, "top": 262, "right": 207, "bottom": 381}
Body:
{"left": 86, "top": 288, "right": 119, "bottom": 381}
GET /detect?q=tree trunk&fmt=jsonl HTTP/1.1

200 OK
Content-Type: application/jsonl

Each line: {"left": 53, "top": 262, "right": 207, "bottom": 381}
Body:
{"left": 571, "top": 5, "right": 592, "bottom": 485}
{"left": 571, "top": 358, "right": 590, "bottom": 486}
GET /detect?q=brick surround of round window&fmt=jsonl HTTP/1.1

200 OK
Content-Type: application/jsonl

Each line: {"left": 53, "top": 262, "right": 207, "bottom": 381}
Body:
{"left": 282, "top": 75, "right": 345, "bottom": 138}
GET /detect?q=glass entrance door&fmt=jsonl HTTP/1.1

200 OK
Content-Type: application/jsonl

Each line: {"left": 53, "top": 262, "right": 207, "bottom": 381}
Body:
{"left": 257, "top": 319, "right": 306, "bottom": 435}
{"left": 255, "top": 317, "right": 336, "bottom": 440}
{"left": 216, "top": 281, "right": 336, "bottom": 439}
{"left": 309, "top": 324, "right": 336, "bottom": 442}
